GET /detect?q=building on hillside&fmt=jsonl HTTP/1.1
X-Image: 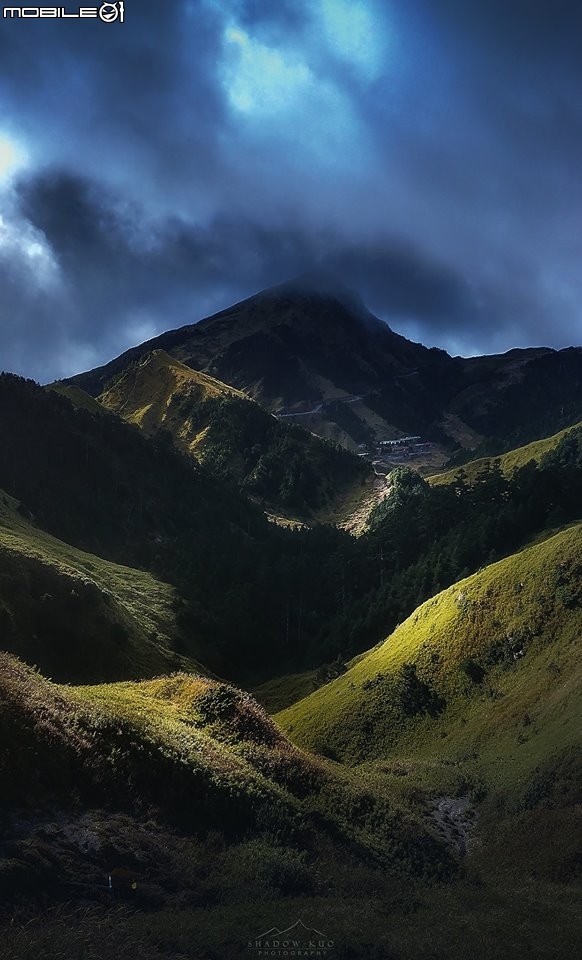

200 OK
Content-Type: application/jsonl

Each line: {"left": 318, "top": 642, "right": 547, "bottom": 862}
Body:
{"left": 378, "top": 436, "right": 422, "bottom": 448}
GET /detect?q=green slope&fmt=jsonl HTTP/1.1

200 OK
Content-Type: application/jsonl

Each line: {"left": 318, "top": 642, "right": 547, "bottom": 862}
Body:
{"left": 47, "top": 382, "right": 114, "bottom": 417}
{"left": 277, "top": 523, "right": 582, "bottom": 781}
{"left": 277, "top": 524, "right": 582, "bottom": 907}
{"left": 431, "top": 420, "right": 582, "bottom": 486}
{"left": 2, "top": 628, "right": 581, "bottom": 958}
{"left": 0, "top": 490, "right": 203, "bottom": 683}
{"left": 96, "top": 349, "right": 246, "bottom": 444}
{"left": 97, "top": 349, "right": 371, "bottom": 520}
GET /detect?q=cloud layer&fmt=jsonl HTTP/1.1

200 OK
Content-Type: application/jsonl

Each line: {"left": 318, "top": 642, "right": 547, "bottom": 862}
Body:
{"left": 0, "top": 0, "right": 581, "bottom": 380}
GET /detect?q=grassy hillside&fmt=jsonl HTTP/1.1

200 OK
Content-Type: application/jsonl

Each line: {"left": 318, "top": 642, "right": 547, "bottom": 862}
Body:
{"left": 346, "top": 428, "right": 582, "bottom": 665}
{"left": 96, "top": 349, "right": 246, "bottom": 438}
{"left": 431, "top": 420, "right": 582, "bottom": 485}
{"left": 0, "top": 489, "right": 203, "bottom": 683}
{"left": 2, "top": 640, "right": 581, "bottom": 958}
{"left": 97, "top": 350, "right": 371, "bottom": 519}
{"left": 0, "top": 654, "right": 453, "bottom": 907}
{"left": 6, "top": 372, "right": 582, "bottom": 684}
{"left": 0, "top": 373, "right": 382, "bottom": 679}
{"left": 278, "top": 523, "right": 582, "bottom": 768}
{"left": 48, "top": 382, "right": 114, "bottom": 417}
{"left": 275, "top": 525, "right": 582, "bottom": 947}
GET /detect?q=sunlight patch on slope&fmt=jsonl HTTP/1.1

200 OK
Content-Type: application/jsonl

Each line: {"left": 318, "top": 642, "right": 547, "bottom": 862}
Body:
{"left": 277, "top": 524, "right": 582, "bottom": 780}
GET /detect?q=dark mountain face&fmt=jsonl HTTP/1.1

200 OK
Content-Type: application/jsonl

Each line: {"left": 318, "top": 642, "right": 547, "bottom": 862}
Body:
{"left": 191, "top": 293, "right": 442, "bottom": 423}
{"left": 451, "top": 348, "right": 582, "bottom": 449}
{"left": 71, "top": 281, "right": 432, "bottom": 400}
{"left": 69, "top": 279, "right": 582, "bottom": 453}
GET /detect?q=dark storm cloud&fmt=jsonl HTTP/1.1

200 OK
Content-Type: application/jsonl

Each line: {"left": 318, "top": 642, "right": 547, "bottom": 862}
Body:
{"left": 5, "top": 168, "right": 484, "bottom": 379}
{"left": 0, "top": 0, "right": 581, "bottom": 378}
{"left": 427, "top": 0, "right": 582, "bottom": 56}
{"left": 0, "top": 0, "right": 229, "bottom": 208}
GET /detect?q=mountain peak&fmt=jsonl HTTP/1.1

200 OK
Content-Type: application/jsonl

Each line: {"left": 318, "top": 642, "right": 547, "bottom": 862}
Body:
{"left": 274, "top": 268, "right": 362, "bottom": 302}
{"left": 238, "top": 271, "right": 392, "bottom": 337}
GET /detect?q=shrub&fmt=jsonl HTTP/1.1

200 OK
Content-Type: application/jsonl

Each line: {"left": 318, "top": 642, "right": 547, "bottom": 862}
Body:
{"left": 459, "top": 657, "right": 486, "bottom": 684}
{"left": 397, "top": 664, "right": 446, "bottom": 718}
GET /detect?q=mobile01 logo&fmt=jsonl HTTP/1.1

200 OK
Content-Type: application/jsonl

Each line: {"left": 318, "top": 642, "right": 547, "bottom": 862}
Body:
{"left": 3, "top": 3, "right": 124, "bottom": 20}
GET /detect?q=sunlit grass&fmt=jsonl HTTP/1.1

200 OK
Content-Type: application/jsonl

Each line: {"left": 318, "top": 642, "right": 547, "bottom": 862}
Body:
{"left": 431, "top": 420, "right": 582, "bottom": 486}
{"left": 277, "top": 524, "right": 582, "bottom": 797}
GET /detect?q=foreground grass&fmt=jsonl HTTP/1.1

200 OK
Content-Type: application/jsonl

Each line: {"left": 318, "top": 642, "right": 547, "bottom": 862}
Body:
{"left": 2, "top": 523, "right": 581, "bottom": 958}
{"left": 1, "top": 627, "right": 580, "bottom": 958}
{"left": 2, "top": 874, "right": 581, "bottom": 960}
{"left": 0, "top": 654, "right": 453, "bottom": 890}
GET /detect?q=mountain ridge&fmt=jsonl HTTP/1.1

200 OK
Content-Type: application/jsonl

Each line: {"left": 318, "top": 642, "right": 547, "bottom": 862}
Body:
{"left": 67, "top": 280, "right": 582, "bottom": 456}
{"left": 69, "top": 280, "right": 429, "bottom": 408}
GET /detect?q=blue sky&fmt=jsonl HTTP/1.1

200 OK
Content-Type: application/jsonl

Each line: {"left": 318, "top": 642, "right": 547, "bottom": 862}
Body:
{"left": 0, "top": 0, "right": 581, "bottom": 380}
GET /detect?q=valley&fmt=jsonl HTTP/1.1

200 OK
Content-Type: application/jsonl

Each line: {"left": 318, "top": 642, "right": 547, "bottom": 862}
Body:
{"left": 1, "top": 284, "right": 581, "bottom": 959}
